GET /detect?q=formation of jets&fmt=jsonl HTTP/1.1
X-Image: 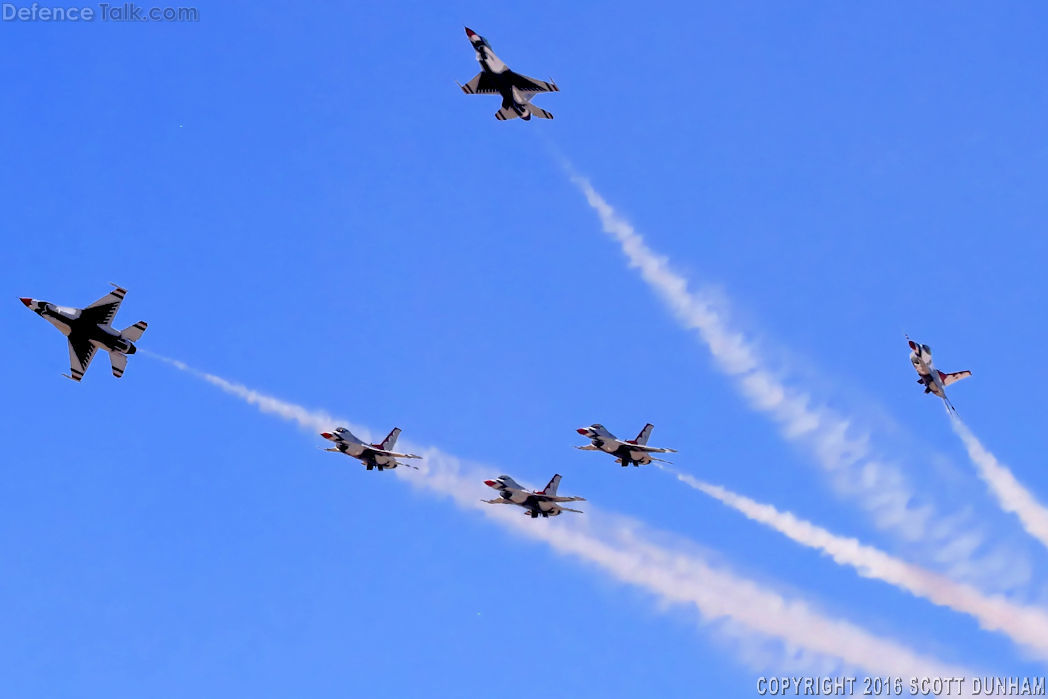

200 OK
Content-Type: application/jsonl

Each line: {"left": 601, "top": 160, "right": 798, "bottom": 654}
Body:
{"left": 18, "top": 29, "right": 981, "bottom": 522}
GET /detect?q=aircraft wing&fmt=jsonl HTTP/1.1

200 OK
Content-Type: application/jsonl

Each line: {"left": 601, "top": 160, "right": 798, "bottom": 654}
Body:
{"left": 369, "top": 448, "right": 422, "bottom": 460}
{"left": 66, "top": 337, "right": 97, "bottom": 381}
{"left": 939, "top": 370, "right": 972, "bottom": 387}
{"left": 534, "top": 494, "right": 586, "bottom": 503}
{"left": 510, "top": 72, "right": 559, "bottom": 93}
{"left": 626, "top": 444, "right": 678, "bottom": 453}
{"left": 80, "top": 286, "right": 126, "bottom": 327}
{"left": 459, "top": 71, "right": 500, "bottom": 94}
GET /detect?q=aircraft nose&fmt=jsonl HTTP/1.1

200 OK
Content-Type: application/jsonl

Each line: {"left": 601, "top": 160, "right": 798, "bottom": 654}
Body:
{"left": 576, "top": 428, "right": 590, "bottom": 435}
{"left": 907, "top": 340, "right": 917, "bottom": 351}
{"left": 320, "top": 432, "right": 333, "bottom": 440}
{"left": 464, "top": 26, "right": 477, "bottom": 38}
{"left": 483, "top": 479, "right": 497, "bottom": 488}
{"left": 19, "top": 297, "right": 32, "bottom": 307}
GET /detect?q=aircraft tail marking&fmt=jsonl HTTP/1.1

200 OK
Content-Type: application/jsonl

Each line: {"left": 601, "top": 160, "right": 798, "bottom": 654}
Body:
{"left": 378, "top": 427, "right": 401, "bottom": 451}
{"left": 632, "top": 423, "right": 654, "bottom": 445}
{"left": 539, "top": 474, "right": 561, "bottom": 496}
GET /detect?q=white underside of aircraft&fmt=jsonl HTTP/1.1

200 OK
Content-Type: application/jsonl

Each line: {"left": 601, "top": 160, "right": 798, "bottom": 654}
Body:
{"left": 907, "top": 337, "right": 972, "bottom": 414}
{"left": 319, "top": 426, "right": 422, "bottom": 471}
{"left": 483, "top": 474, "right": 585, "bottom": 518}
{"left": 575, "top": 423, "right": 677, "bottom": 467}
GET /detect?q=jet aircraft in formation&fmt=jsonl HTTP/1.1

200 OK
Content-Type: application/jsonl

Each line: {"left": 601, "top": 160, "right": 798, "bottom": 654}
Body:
{"left": 458, "top": 27, "right": 559, "bottom": 121}
{"left": 319, "top": 427, "right": 422, "bottom": 471}
{"left": 482, "top": 474, "right": 585, "bottom": 518}
{"left": 575, "top": 423, "right": 677, "bottom": 467}
{"left": 20, "top": 285, "right": 147, "bottom": 382}
{"left": 21, "top": 28, "right": 985, "bottom": 524}
{"left": 907, "top": 337, "right": 972, "bottom": 414}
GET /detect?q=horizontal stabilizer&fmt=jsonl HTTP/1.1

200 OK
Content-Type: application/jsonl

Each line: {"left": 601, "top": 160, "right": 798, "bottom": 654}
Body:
{"left": 524, "top": 103, "right": 553, "bottom": 119}
{"left": 109, "top": 351, "right": 128, "bottom": 378}
{"left": 121, "top": 321, "right": 148, "bottom": 342}
{"left": 494, "top": 105, "right": 521, "bottom": 121}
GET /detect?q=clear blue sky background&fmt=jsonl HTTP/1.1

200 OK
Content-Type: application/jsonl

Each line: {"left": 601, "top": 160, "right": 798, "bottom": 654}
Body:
{"left": 3, "top": 2, "right": 1047, "bottom": 697}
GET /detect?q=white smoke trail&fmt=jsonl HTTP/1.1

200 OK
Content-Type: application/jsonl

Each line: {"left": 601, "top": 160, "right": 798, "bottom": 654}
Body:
{"left": 664, "top": 466, "right": 1048, "bottom": 659}
{"left": 563, "top": 171, "right": 1011, "bottom": 584}
{"left": 950, "top": 415, "right": 1048, "bottom": 551}
{"left": 153, "top": 354, "right": 976, "bottom": 680}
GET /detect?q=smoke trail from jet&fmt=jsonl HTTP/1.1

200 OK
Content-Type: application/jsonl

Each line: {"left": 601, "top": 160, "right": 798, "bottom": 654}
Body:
{"left": 950, "top": 415, "right": 1048, "bottom": 551}
{"left": 153, "top": 354, "right": 974, "bottom": 680}
{"left": 662, "top": 466, "right": 1048, "bottom": 659}
{"left": 147, "top": 354, "right": 346, "bottom": 434}
{"left": 562, "top": 170, "right": 1010, "bottom": 584}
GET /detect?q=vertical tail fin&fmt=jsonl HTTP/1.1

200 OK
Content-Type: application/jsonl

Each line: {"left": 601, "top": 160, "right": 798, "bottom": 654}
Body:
{"left": 539, "top": 474, "right": 561, "bottom": 496}
{"left": 120, "top": 321, "right": 148, "bottom": 342}
{"left": 377, "top": 427, "right": 401, "bottom": 451}
{"left": 633, "top": 423, "right": 654, "bottom": 445}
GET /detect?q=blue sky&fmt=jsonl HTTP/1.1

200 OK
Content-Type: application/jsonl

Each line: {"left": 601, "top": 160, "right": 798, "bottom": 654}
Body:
{"left": 3, "top": 2, "right": 1048, "bottom": 696}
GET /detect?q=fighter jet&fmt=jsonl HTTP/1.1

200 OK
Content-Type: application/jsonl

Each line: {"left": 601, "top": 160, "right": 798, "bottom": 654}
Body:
{"left": 907, "top": 336, "right": 971, "bottom": 414}
{"left": 458, "top": 27, "right": 559, "bottom": 121}
{"left": 482, "top": 474, "right": 585, "bottom": 518}
{"left": 319, "top": 426, "right": 422, "bottom": 471}
{"left": 575, "top": 423, "right": 677, "bottom": 467}
{"left": 20, "top": 284, "right": 148, "bottom": 381}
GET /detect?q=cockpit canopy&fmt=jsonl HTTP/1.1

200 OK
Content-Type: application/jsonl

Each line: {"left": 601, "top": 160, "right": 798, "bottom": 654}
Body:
{"left": 496, "top": 475, "right": 522, "bottom": 490}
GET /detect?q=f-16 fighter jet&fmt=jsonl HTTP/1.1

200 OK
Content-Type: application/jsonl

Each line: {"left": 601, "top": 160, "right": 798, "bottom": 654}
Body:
{"left": 482, "top": 474, "right": 585, "bottom": 518}
{"left": 458, "top": 27, "right": 559, "bottom": 121}
{"left": 575, "top": 423, "right": 677, "bottom": 467}
{"left": 907, "top": 337, "right": 971, "bottom": 414}
{"left": 20, "top": 285, "right": 147, "bottom": 382}
{"left": 319, "top": 427, "right": 422, "bottom": 471}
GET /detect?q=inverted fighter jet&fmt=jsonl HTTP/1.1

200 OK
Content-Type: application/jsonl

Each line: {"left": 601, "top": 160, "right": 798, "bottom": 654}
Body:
{"left": 319, "top": 427, "right": 422, "bottom": 471}
{"left": 575, "top": 423, "right": 677, "bottom": 467}
{"left": 482, "top": 474, "right": 585, "bottom": 518}
{"left": 20, "top": 285, "right": 148, "bottom": 381}
{"left": 458, "top": 27, "right": 559, "bottom": 121}
{"left": 907, "top": 337, "right": 971, "bottom": 414}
